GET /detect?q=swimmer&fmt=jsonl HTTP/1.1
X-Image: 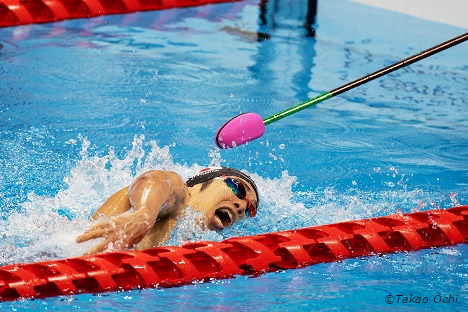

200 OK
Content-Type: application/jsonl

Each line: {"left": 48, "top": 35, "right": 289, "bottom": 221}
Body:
{"left": 76, "top": 167, "right": 259, "bottom": 254}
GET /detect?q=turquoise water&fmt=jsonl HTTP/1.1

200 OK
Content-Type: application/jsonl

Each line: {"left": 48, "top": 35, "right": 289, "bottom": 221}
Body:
{"left": 1, "top": 0, "right": 467, "bottom": 310}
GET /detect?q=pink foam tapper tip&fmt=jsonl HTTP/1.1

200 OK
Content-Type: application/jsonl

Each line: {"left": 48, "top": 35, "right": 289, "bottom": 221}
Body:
{"left": 215, "top": 113, "right": 266, "bottom": 149}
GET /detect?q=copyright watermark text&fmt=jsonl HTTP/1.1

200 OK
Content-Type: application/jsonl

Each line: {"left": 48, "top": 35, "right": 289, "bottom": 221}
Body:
{"left": 385, "top": 294, "right": 459, "bottom": 304}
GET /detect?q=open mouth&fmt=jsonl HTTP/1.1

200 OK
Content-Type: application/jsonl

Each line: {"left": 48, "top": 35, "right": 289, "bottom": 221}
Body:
{"left": 213, "top": 208, "right": 233, "bottom": 228}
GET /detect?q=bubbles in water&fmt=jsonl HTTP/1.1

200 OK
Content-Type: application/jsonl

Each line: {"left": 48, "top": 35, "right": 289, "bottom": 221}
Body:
{"left": 449, "top": 192, "right": 460, "bottom": 206}
{"left": 166, "top": 207, "right": 223, "bottom": 246}
{"left": 208, "top": 146, "right": 223, "bottom": 167}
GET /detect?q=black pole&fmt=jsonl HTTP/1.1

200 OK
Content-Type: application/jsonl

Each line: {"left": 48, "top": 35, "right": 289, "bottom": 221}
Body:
{"left": 331, "top": 32, "right": 468, "bottom": 96}
{"left": 263, "top": 32, "right": 468, "bottom": 125}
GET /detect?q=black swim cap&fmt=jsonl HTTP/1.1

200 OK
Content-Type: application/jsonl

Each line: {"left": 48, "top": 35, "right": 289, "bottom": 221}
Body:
{"left": 186, "top": 167, "right": 259, "bottom": 204}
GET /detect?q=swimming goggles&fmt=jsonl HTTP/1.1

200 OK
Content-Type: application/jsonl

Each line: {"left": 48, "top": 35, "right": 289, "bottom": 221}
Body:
{"left": 219, "top": 177, "right": 257, "bottom": 217}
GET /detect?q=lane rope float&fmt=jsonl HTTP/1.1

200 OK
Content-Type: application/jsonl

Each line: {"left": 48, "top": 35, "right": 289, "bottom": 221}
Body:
{"left": 0, "top": 0, "right": 238, "bottom": 27}
{"left": 1, "top": 205, "right": 467, "bottom": 301}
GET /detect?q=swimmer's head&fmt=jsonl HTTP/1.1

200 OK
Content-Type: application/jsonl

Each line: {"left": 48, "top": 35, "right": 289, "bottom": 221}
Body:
{"left": 186, "top": 167, "right": 259, "bottom": 230}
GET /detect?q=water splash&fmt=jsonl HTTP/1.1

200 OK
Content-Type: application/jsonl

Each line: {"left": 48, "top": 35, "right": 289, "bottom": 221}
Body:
{"left": 0, "top": 135, "right": 454, "bottom": 266}
{"left": 0, "top": 135, "right": 245, "bottom": 265}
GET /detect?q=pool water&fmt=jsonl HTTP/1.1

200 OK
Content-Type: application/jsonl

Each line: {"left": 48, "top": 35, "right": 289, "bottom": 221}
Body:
{"left": 1, "top": 0, "right": 467, "bottom": 310}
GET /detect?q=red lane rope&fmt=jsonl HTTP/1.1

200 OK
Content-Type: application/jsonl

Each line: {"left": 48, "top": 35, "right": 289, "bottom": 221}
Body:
{"left": 1, "top": 205, "right": 467, "bottom": 301}
{"left": 0, "top": 0, "right": 239, "bottom": 27}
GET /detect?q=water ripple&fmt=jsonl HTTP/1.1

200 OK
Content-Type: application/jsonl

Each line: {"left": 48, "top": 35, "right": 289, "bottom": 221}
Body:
{"left": 0, "top": 39, "right": 18, "bottom": 54}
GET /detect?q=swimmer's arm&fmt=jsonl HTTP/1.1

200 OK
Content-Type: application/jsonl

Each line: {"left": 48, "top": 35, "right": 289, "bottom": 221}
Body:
{"left": 128, "top": 170, "right": 188, "bottom": 219}
{"left": 76, "top": 170, "right": 188, "bottom": 254}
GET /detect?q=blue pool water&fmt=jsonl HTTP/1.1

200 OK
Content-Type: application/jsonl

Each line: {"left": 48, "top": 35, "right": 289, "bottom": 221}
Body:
{"left": 1, "top": 0, "right": 467, "bottom": 310}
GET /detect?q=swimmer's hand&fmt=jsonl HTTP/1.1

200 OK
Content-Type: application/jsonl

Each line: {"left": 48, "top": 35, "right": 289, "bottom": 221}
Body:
{"left": 76, "top": 208, "right": 153, "bottom": 254}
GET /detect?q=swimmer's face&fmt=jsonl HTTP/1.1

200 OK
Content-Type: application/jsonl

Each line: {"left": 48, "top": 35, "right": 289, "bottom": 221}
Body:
{"left": 188, "top": 177, "right": 258, "bottom": 230}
